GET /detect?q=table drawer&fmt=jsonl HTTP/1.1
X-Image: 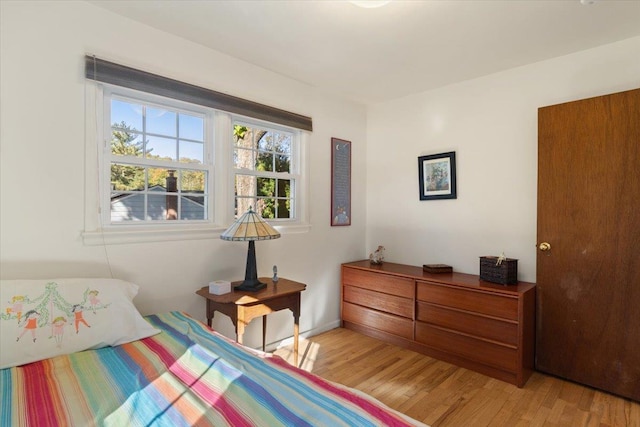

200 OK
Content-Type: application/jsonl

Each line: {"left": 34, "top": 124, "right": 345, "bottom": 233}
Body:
{"left": 416, "top": 302, "right": 518, "bottom": 346}
{"left": 417, "top": 281, "right": 518, "bottom": 320}
{"left": 343, "top": 267, "right": 414, "bottom": 298}
{"left": 343, "top": 302, "right": 413, "bottom": 339}
{"left": 344, "top": 285, "right": 413, "bottom": 319}
{"left": 415, "top": 322, "right": 517, "bottom": 372}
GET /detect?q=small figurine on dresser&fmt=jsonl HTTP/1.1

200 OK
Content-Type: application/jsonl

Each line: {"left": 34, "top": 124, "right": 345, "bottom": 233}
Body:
{"left": 369, "top": 246, "right": 385, "bottom": 265}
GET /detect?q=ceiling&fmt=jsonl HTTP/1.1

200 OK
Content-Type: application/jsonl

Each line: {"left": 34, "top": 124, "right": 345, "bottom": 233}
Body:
{"left": 89, "top": 0, "right": 640, "bottom": 105}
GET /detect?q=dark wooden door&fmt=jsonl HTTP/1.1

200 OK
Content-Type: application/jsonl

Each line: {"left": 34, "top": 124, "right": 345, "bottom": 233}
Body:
{"left": 536, "top": 88, "right": 640, "bottom": 401}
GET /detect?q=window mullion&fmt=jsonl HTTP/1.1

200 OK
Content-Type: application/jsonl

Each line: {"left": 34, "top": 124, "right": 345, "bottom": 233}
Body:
{"left": 234, "top": 169, "right": 290, "bottom": 179}
{"left": 143, "top": 169, "right": 149, "bottom": 221}
{"left": 101, "top": 88, "right": 111, "bottom": 227}
{"left": 108, "top": 155, "right": 208, "bottom": 171}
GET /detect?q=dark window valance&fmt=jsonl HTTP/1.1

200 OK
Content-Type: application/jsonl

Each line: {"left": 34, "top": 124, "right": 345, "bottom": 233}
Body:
{"left": 85, "top": 55, "right": 313, "bottom": 132}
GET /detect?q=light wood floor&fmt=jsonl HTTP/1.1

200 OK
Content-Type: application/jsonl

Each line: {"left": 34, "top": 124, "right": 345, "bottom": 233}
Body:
{"left": 273, "top": 328, "right": 639, "bottom": 427}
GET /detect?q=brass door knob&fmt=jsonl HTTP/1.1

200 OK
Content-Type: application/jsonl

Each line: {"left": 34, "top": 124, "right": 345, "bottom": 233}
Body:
{"left": 539, "top": 242, "right": 551, "bottom": 251}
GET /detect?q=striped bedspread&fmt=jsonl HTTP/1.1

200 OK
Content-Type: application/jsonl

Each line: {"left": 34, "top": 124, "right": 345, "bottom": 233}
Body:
{"left": 0, "top": 311, "right": 425, "bottom": 426}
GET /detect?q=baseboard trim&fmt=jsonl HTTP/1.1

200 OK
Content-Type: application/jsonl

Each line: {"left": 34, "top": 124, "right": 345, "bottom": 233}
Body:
{"left": 263, "top": 319, "right": 341, "bottom": 353}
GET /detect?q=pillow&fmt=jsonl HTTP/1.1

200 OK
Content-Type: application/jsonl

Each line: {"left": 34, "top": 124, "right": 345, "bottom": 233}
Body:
{"left": 0, "top": 278, "right": 160, "bottom": 369}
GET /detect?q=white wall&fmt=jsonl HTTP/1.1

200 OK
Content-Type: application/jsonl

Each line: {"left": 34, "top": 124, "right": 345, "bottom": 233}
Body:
{"left": 0, "top": 1, "right": 367, "bottom": 348}
{"left": 366, "top": 36, "right": 640, "bottom": 282}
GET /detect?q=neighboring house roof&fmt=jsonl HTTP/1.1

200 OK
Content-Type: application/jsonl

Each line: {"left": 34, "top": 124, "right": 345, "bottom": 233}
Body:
{"left": 111, "top": 185, "right": 205, "bottom": 221}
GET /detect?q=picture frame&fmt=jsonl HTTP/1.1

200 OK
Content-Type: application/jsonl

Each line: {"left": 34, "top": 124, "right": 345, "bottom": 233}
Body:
{"left": 418, "top": 151, "right": 457, "bottom": 200}
{"left": 331, "top": 138, "right": 351, "bottom": 226}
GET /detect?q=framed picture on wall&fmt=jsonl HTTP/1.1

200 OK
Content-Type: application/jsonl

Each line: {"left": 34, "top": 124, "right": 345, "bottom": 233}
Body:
{"left": 331, "top": 138, "right": 351, "bottom": 226}
{"left": 418, "top": 151, "right": 457, "bottom": 200}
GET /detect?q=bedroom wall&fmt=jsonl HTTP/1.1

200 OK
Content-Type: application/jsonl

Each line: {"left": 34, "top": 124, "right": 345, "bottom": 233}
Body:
{"left": 0, "top": 1, "right": 367, "bottom": 348}
{"left": 365, "top": 36, "right": 640, "bottom": 282}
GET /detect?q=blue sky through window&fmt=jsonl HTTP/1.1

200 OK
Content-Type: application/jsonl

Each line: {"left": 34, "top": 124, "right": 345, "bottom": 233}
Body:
{"left": 112, "top": 99, "right": 205, "bottom": 164}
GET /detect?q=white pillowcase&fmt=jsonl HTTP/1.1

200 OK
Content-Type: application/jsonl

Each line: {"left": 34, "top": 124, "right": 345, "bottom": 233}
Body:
{"left": 0, "top": 278, "right": 159, "bottom": 369}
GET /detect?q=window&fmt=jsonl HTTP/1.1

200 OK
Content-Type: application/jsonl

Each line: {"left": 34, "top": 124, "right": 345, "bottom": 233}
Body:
{"left": 105, "top": 91, "right": 211, "bottom": 224}
{"left": 84, "top": 56, "right": 311, "bottom": 244}
{"left": 232, "top": 120, "right": 298, "bottom": 220}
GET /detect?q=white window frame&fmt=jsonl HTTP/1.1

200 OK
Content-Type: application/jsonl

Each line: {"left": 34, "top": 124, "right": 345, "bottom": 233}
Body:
{"left": 103, "top": 88, "right": 214, "bottom": 226}
{"left": 83, "top": 83, "right": 310, "bottom": 245}
{"left": 231, "top": 117, "right": 302, "bottom": 223}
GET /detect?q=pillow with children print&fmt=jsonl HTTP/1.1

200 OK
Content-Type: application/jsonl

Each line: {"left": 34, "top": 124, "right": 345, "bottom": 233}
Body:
{"left": 0, "top": 278, "right": 160, "bottom": 369}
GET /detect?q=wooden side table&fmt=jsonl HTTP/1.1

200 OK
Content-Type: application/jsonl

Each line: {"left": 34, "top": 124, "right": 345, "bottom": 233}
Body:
{"left": 196, "top": 277, "right": 306, "bottom": 366}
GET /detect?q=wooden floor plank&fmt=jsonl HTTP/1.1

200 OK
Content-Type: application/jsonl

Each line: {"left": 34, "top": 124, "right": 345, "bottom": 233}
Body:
{"left": 273, "top": 328, "right": 639, "bottom": 426}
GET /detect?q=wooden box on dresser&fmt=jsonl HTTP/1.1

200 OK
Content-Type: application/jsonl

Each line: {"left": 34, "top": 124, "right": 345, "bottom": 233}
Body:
{"left": 341, "top": 260, "right": 536, "bottom": 387}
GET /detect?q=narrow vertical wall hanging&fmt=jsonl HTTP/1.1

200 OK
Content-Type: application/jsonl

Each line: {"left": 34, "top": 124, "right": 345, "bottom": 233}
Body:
{"left": 331, "top": 138, "right": 351, "bottom": 226}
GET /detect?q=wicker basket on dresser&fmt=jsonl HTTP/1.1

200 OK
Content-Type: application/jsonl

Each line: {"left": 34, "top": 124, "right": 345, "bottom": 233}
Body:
{"left": 341, "top": 260, "right": 536, "bottom": 387}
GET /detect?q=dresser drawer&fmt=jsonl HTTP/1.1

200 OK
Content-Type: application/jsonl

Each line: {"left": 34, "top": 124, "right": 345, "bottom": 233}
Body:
{"left": 415, "top": 322, "right": 517, "bottom": 372}
{"left": 416, "top": 302, "right": 518, "bottom": 346}
{"left": 417, "top": 281, "right": 518, "bottom": 320}
{"left": 343, "top": 302, "right": 413, "bottom": 339}
{"left": 343, "top": 267, "right": 414, "bottom": 298}
{"left": 344, "top": 285, "right": 413, "bottom": 318}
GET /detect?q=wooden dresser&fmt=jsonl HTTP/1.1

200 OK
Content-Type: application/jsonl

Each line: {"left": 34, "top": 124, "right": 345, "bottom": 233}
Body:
{"left": 341, "top": 260, "right": 536, "bottom": 387}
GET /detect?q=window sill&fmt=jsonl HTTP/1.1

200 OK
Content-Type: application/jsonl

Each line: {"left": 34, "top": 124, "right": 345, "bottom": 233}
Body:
{"left": 82, "top": 223, "right": 310, "bottom": 246}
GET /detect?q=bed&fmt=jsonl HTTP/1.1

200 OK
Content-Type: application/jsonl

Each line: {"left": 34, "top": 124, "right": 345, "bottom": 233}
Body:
{"left": 1, "top": 279, "right": 425, "bottom": 426}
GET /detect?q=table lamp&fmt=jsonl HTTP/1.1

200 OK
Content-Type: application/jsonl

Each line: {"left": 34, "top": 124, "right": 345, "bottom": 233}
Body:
{"left": 220, "top": 206, "right": 281, "bottom": 291}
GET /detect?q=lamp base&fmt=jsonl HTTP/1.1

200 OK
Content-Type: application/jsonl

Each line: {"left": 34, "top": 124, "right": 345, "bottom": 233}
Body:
{"left": 234, "top": 278, "right": 267, "bottom": 292}
{"left": 234, "top": 240, "right": 267, "bottom": 292}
